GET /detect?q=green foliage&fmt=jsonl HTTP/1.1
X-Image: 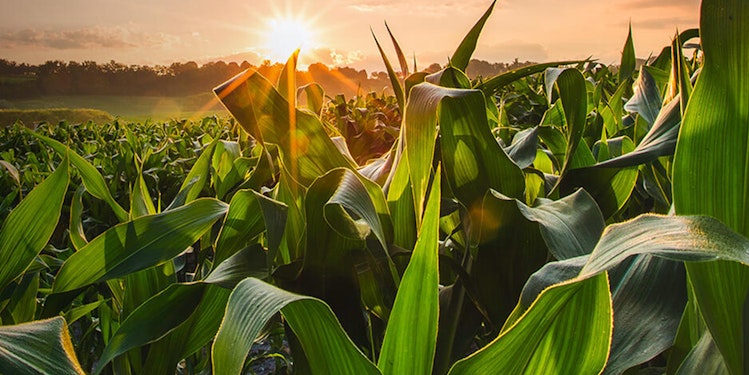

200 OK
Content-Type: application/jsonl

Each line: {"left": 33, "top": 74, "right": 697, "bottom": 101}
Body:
{"left": 0, "top": 1, "right": 747, "bottom": 374}
{"left": 0, "top": 108, "right": 113, "bottom": 127}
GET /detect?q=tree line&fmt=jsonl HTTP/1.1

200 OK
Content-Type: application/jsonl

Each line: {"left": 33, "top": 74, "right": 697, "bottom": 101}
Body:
{"left": 0, "top": 58, "right": 534, "bottom": 100}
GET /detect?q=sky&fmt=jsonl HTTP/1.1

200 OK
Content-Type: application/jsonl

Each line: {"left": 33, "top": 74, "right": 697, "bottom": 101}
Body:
{"left": 0, "top": 0, "right": 700, "bottom": 72}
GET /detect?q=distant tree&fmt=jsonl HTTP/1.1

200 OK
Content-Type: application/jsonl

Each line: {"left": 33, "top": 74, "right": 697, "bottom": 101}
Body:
{"left": 425, "top": 63, "right": 442, "bottom": 73}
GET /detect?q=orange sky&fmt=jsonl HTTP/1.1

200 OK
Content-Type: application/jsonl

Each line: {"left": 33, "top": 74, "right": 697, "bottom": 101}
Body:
{"left": 0, "top": 0, "right": 700, "bottom": 71}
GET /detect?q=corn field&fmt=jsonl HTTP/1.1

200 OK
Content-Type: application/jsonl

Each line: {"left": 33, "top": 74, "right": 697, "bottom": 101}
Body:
{"left": 0, "top": 0, "right": 747, "bottom": 374}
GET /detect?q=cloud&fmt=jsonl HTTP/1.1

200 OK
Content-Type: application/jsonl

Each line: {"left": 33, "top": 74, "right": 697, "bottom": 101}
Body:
{"left": 0, "top": 26, "right": 179, "bottom": 50}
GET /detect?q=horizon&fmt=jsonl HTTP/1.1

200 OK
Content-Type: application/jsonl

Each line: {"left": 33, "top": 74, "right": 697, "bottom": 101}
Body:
{"left": 1, "top": 0, "right": 700, "bottom": 73}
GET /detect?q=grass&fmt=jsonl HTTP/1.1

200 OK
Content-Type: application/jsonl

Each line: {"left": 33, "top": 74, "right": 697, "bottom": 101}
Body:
{"left": 4, "top": 93, "right": 227, "bottom": 122}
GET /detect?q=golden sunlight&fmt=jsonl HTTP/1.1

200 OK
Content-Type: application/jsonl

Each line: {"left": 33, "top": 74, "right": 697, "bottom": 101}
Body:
{"left": 262, "top": 17, "right": 316, "bottom": 62}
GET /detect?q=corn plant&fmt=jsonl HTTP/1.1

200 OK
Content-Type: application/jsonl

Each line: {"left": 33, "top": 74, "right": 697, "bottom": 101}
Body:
{"left": 0, "top": 0, "right": 747, "bottom": 374}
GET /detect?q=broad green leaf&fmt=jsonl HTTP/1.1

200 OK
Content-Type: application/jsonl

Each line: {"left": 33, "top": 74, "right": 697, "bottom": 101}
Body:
{"left": 558, "top": 166, "right": 638, "bottom": 219}
{"left": 505, "top": 127, "right": 539, "bottom": 169}
{"left": 517, "top": 254, "right": 686, "bottom": 375}
{"left": 675, "top": 331, "right": 729, "bottom": 375}
{"left": 405, "top": 83, "right": 523, "bottom": 225}
{"left": 299, "top": 168, "right": 395, "bottom": 347}
{"left": 96, "top": 245, "right": 263, "bottom": 374}
{"left": 672, "top": 2, "right": 749, "bottom": 372}
{"left": 378, "top": 167, "right": 441, "bottom": 374}
{"left": 545, "top": 68, "right": 588, "bottom": 183}
{"left": 603, "top": 255, "right": 687, "bottom": 374}
{"left": 0, "top": 160, "right": 20, "bottom": 193}
{"left": 514, "top": 188, "right": 604, "bottom": 259}
{"left": 213, "top": 189, "right": 287, "bottom": 266}
{"left": 7, "top": 272, "right": 39, "bottom": 324}
{"left": 619, "top": 23, "right": 636, "bottom": 83}
{"left": 277, "top": 49, "right": 298, "bottom": 104}
{"left": 53, "top": 198, "right": 228, "bottom": 293}
{"left": 32, "top": 132, "right": 128, "bottom": 222}
{"left": 69, "top": 185, "right": 88, "bottom": 251}
{"left": 215, "top": 69, "right": 354, "bottom": 187}
{"left": 372, "top": 30, "right": 405, "bottom": 110}
{"left": 212, "top": 278, "right": 380, "bottom": 375}
{"left": 94, "top": 283, "right": 206, "bottom": 374}
{"left": 594, "top": 96, "right": 681, "bottom": 168}
{"left": 624, "top": 67, "right": 663, "bottom": 125}
{"left": 205, "top": 244, "right": 270, "bottom": 288}
{"left": 0, "top": 317, "right": 84, "bottom": 375}
{"left": 385, "top": 21, "right": 409, "bottom": 77}
{"left": 167, "top": 141, "right": 216, "bottom": 210}
{"left": 63, "top": 299, "right": 108, "bottom": 325}
{"left": 476, "top": 61, "right": 582, "bottom": 96}
{"left": 211, "top": 140, "right": 243, "bottom": 200}
{"left": 141, "top": 285, "right": 230, "bottom": 374}
{"left": 450, "top": 0, "right": 495, "bottom": 71}
{"left": 386, "top": 149, "right": 417, "bottom": 249}
{"left": 0, "top": 160, "right": 68, "bottom": 291}
{"left": 580, "top": 214, "right": 749, "bottom": 278}
{"left": 426, "top": 66, "right": 472, "bottom": 89}
{"left": 460, "top": 189, "right": 548, "bottom": 340}
{"left": 298, "top": 82, "right": 325, "bottom": 116}
{"left": 403, "top": 83, "right": 440, "bottom": 220}
{"left": 448, "top": 273, "right": 612, "bottom": 374}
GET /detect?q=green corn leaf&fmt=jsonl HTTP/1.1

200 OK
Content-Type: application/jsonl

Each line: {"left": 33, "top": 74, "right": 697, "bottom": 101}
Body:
{"left": 53, "top": 198, "right": 228, "bottom": 293}
{"left": 94, "top": 283, "right": 206, "bottom": 374}
{"left": 378, "top": 166, "right": 441, "bottom": 374}
{"left": 619, "top": 23, "right": 636, "bottom": 83}
{"left": 517, "top": 255, "right": 685, "bottom": 374}
{"left": 277, "top": 49, "right": 299, "bottom": 104}
{"left": 449, "top": 273, "right": 612, "bottom": 374}
{"left": 205, "top": 244, "right": 270, "bottom": 288}
{"left": 212, "top": 278, "right": 380, "bottom": 375}
{"left": 594, "top": 96, "right": 681, "bottom": 168}
{"left": 69, "top": 185, "right": 88, "bottom": 251}
{"left": 672, "top": 2, "right": 749, "bottom": 372}
{"left": 96, "top": 244, "right": 264, "bottom": 374}
{"left": 63, "top": 299, "right": 109, "bottom": 325}
{"left": 299, "top": 168, "right": 396, "bottom": 347}
{"left": 675, "top": 331, "right": 729, "bottom": 375}
{"left": 140, "top": 286, "right": 230, "bottom": 374}
{"left": 213, "top": 189, "right": 287, "bottom": 266}
{"left": 558, "top": 166, "right": 638, "bottom": 220}
{"left": 215, "top": 69, "right": 354, "bottom": 187}
{"left": 168, "top": 141, "right": 216, "bottom": 210}
{"left": 603, "top": 255, "right": 686, "bottom": 375}
{"left": 580, "top": 214, "right": 749, "bottom": 277}
{"left": 7, "top": 272, "right": 39, "bottom": 324}
{"left": 505, "top": 127, "right": 540, "bottom": 169}
{"left": 32, "top": 132, "right": 128, "bottom": 222}
{"left": 450, "top": 0, "right": 495, "bottom": 71}
{"left": 0, "top": 317, "right": 85, "bottom": 375}
{"left": 545, "top": 68, "right": 588, "bottom": 184}
{"left": 384, "top": 21, "right": 409, "bottom": 77}
{"left": 624, "top": 67, "right": 663, "bottom": 125}
{"left": 0, "top": 159, "right": 68, "bottom": 291}
{"left": 298, "top": 82, "right": 325, "bottom": 116}
{"left": 386, "top": 149, "right": 417, "bottom": 249}
{"left": 372, "top": 29, "right": 406, "bottom": 110}
{"left": 476, "top": 61, "right": 582, "bottom": 96}
{"left": 513, "top": 188, "right": 605, "bottom": 260}
{"left": 406, "top": 83, "right": 524, "bottom": 224}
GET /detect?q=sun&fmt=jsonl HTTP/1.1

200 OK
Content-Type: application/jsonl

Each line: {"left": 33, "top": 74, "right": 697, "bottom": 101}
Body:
{"left": 262, "top": 17, "right": 317, "bottom": 62}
